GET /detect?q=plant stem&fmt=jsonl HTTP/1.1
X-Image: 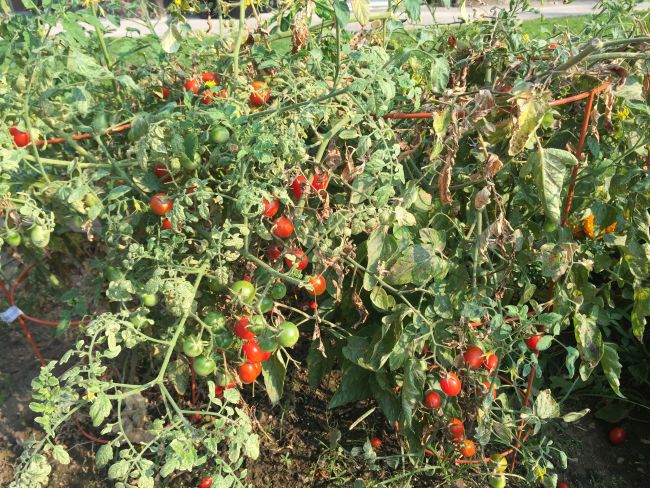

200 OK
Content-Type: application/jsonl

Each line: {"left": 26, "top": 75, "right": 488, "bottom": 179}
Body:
{"left": 232, "top": 0, "right": 246, "bottom": 77}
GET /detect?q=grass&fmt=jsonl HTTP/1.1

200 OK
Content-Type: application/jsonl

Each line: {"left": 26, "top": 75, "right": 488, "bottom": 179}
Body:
{"left": 520, "top": 14, "right": 592, "bottom": 38}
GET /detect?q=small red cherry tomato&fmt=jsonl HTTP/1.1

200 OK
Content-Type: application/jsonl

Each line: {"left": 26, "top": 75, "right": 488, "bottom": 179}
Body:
{"left": 263, "top": 198, "right": 280, "bottom": 218}
{"left": 249, "top": 80, "right": 270, "bottom": 107}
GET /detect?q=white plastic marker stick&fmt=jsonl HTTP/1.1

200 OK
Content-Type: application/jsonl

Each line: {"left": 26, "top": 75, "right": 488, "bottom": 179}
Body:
{"left": 0, "top": 306, "right": 23, "bottom": 324}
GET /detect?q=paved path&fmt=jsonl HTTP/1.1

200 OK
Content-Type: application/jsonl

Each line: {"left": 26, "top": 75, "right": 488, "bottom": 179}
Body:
{"left": 47, "top": 1, "right": 649, "bottom": 37}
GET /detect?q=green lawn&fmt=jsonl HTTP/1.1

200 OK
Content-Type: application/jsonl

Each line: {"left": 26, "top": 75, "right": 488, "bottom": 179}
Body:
{"left": 520, "top": 14, "right": 592, "bottom": 38}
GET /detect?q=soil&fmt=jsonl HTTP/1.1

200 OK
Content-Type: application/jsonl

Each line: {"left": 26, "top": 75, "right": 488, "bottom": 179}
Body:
{"left": 1, "top": 269, "right": 649, "bottom": 488}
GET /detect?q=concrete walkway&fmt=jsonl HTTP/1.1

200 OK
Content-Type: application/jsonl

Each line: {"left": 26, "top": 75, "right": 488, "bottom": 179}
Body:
{"left": 46, "top": 1, "right": 649, "bottom": 38}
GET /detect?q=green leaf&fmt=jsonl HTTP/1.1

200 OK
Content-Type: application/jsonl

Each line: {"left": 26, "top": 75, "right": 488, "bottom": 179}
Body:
{"left": 106, "top": 185, "right": 132, "bottom": 201}
{"left": 562, "top": 408, "right": 589, "bottom": 423}
{"left": 107, "top": 460, "right": 130, "bottom": 480}
{"left": 183, "top": 132, "right": 198, "bottom": 159}
{"left": 96, "top": 444, "right": 114, "bottom": 469}
{"left": 594, "top": 402, "right": 629, "bottom": 423}
{"left": 329, "top": 363, "right": 371, "bottom": 409}
{"left": 573, "top": 312, "right": 604, "bottom": 381}
{"left": 403, "top": 0, "right": 422, "bottom": 21}
{"left": 385, "top": 244, "right": 448, "bottom": 286}
{"left": 631, "top": 287, "right": 650, "bottom": 341}
{"left": 526, "top": 147, "right": 575, "bottom": 227}
{"left": 400, "top": 358, "right": 426, "bottom": 428}
{"left": 350, "top": 0, "right": 370, "bottom": 25}
{"left": 508, "top": 92, "right": 548, "bottom": 156}
{"left": 244, "top": 433, "right": 260, "bottom": 460}
{"left": 429, "top": 57, "right": 450, "bottom": 92}
{"left": 333, "top": 0, "right": 351, "bottom": 29}
{"left": 370, "top": 376, "right": 400, "bottom": 424}
{"left": 307, "top": 340, "right": 333, "bottom": 387}
{"left": 67, "top": 51, "right": 113, "bottom": 80}
{"left": 601, "top": 343, "right": 624, "bottom": 397}
{"left": 160, "top": 24, "right": 182, "bottom": 54}
{"left": 564, "top": 346, "right": 579, "bottom": 378}
{"left": 89, "top": 394, "right": 112, "bottom": 427}
{"left": 167, "top": 359, "right": 189, "bottom": 395}
{"left": 51, "top": 445, "right": 70, "bottom": 465}
{"left": 533, "top": 389, "right": 560, "bottom": 419}
{"left": 363, "top": 227, "right": 386, "bottom": 291}
{"left": 262, "top": 355, "right": 286, "bottom": 405}
{"left": 370, "top": 285, "right": 396, "bottom": 311}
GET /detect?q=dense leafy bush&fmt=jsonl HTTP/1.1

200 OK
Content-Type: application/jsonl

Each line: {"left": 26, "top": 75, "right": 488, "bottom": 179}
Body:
{"left": 1, "top": 0, "right": 649, "bottom": 486}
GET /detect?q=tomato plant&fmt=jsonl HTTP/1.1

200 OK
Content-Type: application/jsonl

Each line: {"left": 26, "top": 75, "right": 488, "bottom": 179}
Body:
{"left": 4, "top": 1, "right": 649, "bottom": 487}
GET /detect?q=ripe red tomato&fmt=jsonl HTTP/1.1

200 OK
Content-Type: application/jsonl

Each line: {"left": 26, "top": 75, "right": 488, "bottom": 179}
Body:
{"left": 266, "top": 245, "right": 282, "bottom": 261}
{"left": 242, "top": 339, "right": 266, "bottom": 363}
{"left": 150, "top": 193, "right": 173, "bottom": 216}
{"left": 201, "top": 89, "right": 218, "bottom": 105}
{"left": 525, "top": 335, "right": 542, "bottom": 351}
{"left": 460, "top": 439, "right": 476, "bottom": 458}
{"left": 238, "top": 362, "right": 262, "bottom": 383}
{"left": 608, "top": 426, "right": 626, "bottom": 445}
{"left": 440, "top": 371, "right": 462, "bottom": 396}
{"left": 285, "top": 249, "right": 308, "bottom": 270}
{"left": 483, "top": 353, "right": 498, "bottom": 371}
{"left": 11, "top": 128, "right": 30, "bottom": 147}
{"left": 424, "top": 391, "right": 441, "bottom": 409}
{"left": 198, "top": 477, "right": 213, "bottom": 488}
{"left": 370, "top": 437, "right": 382, "bottom": 449}
{"left": 154, "top": 163, "right": 172, "bottom": 182}
{"left": 308, "top": 275, "right": 326, "bottom": 296}
{"left": 463, "top": 346, "right": 484, "bottom": 369}
{"left": 249, "top": 80, "right": 270, "bottom": 107}
{"left": 185, "top": 78, "right": 201, "bottom": 94}
{"left": 290, "top": 175, "right": 308, "bottom": 199}
{"left": 311, "top": 173, "right": 329, "bottom": 191}
{"left": 162, "top": 218, "right": 173, "bottom": 230}
{"left": 482, "top": 380, "right": 497, "bottom": 400}
{"left": 234, "top": 317, "right": 255, "bottom": 340}
{"left": 273, "top": 217, "right": 294, "bottom": 239}
{"left": 201, "top": 72, "right": 218, "bottom": 83}
{"left": 448, "top": 418, "right": 464, "bottom": 441}
{"left": 215, "top": 383, "right": 235, "bottom": 397}
{"left": 557, "top": 482, "right": 570, "bottom": 488}
{"left": 161, "top": 86, "right": 170, "bottom": 99}
{"left": 263, "top": 198, "right": 280, "bottom": 218}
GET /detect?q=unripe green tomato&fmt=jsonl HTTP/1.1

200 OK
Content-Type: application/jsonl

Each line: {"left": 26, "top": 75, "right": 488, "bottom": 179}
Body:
{"left": 15, "top": 74, "right": 27, "bottom": 92}
{"left": 30, "top": 225, "right": 50, "bottom": 248}
{"left": 208, "top": 268, "right": 229, "bottom": 292}
{"left": 379, "top": 209, "right": 395, "bottom": 225}
{"left": 544, "top": 220, "right": 558, "bottom": 232}
{"left": 489, "top": 475, "right": 506, "bottom": 488}
{"left": 209, "top": 126, "right": 230, "bottom": 144}
{"left": 230, "top": 280, "right": 256, "bottom": 304}
{"left": 183, "top": 336, "right": 204, "bottom": 357}
{"left": 5, "top": 230, "right": 21, "bottom": 247}
{"left": 213, "top": 327, "right": 234, "bottom": 349}
{"left": 270, "top": 282, "right": 286, "bottom": 300}
{"left": 129, "top": 313, "right": 149, "bottom": 328}
{"left": 204, "top": 311, "right": 226, "bottom": 328}
{"left": 249, "top": 315, "right": 267, "bottom": 334}
{"left": 259, "top": 296, "right": 273, "bottom": 313}
{"left": 215, "top": 371, "right": 235, "bottom": 387}
{"left": 257, "top": 333, "right": 278, "bottom": 354}
{"left": 141, "top": 293, "right": 158, "bottom": 307}
{"left": 84, "top": 193, "right": 101, "bottom": 207}
{"left": 104, "top": 266, "right": 124, "bottom": 282}
{"left": 180, "top": 152, "right": 200, "bottom": 171}
{"left": 277, "top": 321, "right": 299, "bottom": 348}
{"left": 194, "top": 356, "right": 216, "bottom": 376}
